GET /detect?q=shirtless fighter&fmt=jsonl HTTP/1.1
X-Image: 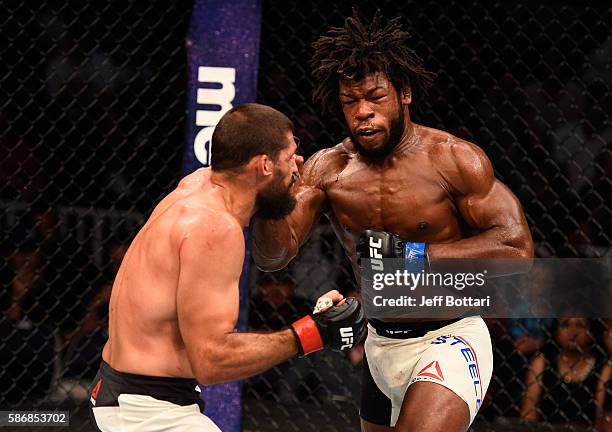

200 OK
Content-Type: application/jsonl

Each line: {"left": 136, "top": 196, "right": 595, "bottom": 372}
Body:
{"left": 89, "top": 103, "right": 365, "bottom": 431}
{"left": 249, "top": 14, "right": 533, "bottom": 432}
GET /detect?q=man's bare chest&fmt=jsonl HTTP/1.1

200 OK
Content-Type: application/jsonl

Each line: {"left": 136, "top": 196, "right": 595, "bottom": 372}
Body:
{"left": 325, "top": 161, "right": 460, "bottom": 241}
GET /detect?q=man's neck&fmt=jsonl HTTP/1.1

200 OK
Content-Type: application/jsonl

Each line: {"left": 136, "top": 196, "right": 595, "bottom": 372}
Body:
{"left": 393, "top": 122, "right": 419, "bottom": 156}
{"left": 210, "top": 171, "right": 257, "bottom": 227}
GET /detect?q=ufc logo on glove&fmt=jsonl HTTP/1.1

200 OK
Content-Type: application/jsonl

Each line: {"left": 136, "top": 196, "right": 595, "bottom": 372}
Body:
{"left": 340, "top": 327, "right": 354, "bottom": 350}
{"left": 369, "top": 237, "right": 384, "bottom": 271}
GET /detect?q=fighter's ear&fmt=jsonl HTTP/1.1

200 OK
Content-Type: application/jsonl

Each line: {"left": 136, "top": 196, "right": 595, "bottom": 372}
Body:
{"left": 401, "top": 87, "right": 412, "bottom": 105}
{"left": 253, "top": 154, "right": 274, "bottom": 178}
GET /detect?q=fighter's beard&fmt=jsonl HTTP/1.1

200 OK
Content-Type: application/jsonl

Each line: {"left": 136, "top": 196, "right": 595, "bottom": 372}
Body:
{"left": 350, "top": 112, "right": 405, "bottom": 161}
{"left": 255, "top": 176, "right": 297, "bottom": 220}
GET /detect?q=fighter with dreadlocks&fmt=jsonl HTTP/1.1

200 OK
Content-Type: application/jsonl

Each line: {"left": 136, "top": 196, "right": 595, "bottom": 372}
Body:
{"left": 250, "top": 12, "right": 533, "bottom": 432}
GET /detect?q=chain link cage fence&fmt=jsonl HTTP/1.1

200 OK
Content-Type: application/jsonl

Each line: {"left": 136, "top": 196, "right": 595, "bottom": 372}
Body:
{"left": 1, "top": 0, "right": 610, "bottom": 431}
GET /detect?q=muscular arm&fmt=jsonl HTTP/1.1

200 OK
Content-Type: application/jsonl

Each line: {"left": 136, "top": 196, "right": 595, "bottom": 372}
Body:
{"left": 429, "top": 142, "right": 533, "bottom": 259}
{"left": 177, "top": 214, "right": 297, "bottom": 385}
{"left": 249, "top": 150, "right": 329, "bottom": 271}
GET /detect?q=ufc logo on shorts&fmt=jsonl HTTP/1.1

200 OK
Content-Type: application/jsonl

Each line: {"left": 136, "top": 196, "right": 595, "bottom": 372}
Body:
{"left": 340, "top": 327, "right": 354, "bottom": 350}
{"left": 369, "top": 237, "right": 384, "bottom": 271}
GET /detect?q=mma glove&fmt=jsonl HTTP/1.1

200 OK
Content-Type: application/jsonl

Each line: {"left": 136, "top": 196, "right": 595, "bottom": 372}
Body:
{"left": 290, "top": 298, "right": 366, "bottom": 356}
{"left": 356, "top": 229, "right": 429, "bottom": 274}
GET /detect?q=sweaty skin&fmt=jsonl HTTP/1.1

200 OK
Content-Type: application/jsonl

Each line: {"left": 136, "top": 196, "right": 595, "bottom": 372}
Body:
{"left": 103, "top": 135, "right": 305, "bottom": 384}
{"left": 250, "top": 73, "right": 533, "bottom": 317}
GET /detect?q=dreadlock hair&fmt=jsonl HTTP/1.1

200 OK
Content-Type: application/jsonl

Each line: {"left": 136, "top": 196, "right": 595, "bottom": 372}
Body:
{"left": 311, "top": 10, "right": 436, "bottom": 115}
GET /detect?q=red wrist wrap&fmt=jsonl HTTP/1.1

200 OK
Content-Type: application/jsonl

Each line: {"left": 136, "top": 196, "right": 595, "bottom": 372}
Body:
{"left": 291, "top": 315, "right": 324, "bottom": 355}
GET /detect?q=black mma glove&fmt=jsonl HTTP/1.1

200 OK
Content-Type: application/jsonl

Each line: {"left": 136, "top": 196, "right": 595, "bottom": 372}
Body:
{"left": 357, "top": 229, "right": 429, "bottom": 273}
{"left": 290, "top": 297, "right": 366, "bottom": 356}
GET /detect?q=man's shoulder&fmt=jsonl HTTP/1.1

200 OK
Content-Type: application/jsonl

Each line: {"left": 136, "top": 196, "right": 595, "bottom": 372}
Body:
{"left": 417, "top": 125, "right": 494, "bottom": 194}
{"left": 420, "top": 125, "right": 489, "bottom": 170}
{"left": 174, "top": 202, "right": 243, "bottom": 248}
{"left": 302, "top": 140, "right": 352, "bottom": 185}
{"left": 310, "top": 140, "right": 353, "bottom": 164}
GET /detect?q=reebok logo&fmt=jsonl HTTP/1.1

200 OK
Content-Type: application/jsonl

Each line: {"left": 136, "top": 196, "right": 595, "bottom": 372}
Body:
{"left": 416, "top": 360, "right": 444, "bottom": 381}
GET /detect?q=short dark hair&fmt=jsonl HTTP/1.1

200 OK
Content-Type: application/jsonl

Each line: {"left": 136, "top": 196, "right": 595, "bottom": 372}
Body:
{"left": 311, "top": 11, "right": 436, "bottom": 114}
{"left": 211, "top": 103, "right": 294, "bottom": 172}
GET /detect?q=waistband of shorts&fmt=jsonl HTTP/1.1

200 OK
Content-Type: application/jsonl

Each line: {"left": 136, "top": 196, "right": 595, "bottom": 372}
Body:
{"left": 368, "top": 317, "right": 464, "bottom": 339}
{"left": 97, "top": 360, "right": 201, "bottom": 406}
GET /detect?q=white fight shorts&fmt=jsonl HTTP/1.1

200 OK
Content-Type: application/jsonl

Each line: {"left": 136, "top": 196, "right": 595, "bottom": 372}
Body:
{"left": 361, "top": 316, "right": 493, "bottom": 427}
{"left": 89, "top": 361, "right": 221, "bottom": 432}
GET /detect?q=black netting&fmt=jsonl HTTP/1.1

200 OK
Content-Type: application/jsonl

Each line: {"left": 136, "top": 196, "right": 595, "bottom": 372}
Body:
{"left": 1, "top": 0, "right": 610, "bottom": 430}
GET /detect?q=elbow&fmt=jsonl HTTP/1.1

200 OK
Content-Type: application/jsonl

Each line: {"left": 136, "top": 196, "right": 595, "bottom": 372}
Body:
{"left": 512, "top": 242, "right": 533, "bottom": 259}
{"left": 251, "top": 244, "right": 297, "bottom": 272}
{"left": 249, "top": 220, "right": 299, "bottom": 271}
{"left": 504, "top": 227, "right": 534, "bottom": 259}
{"left": 195, "top": 370, "right": 221, "bottom": 386}
{"left": 492, "top": 230, "right": 534, "bottom": 275}
{"left": 507, "top": 238, "right": 534, "bottom": 274}
{"left": 194, "top": 371, "right": 215, "bottom": 386}
{"left": 514, "top": 235, "right": 534, "bottom": 259}
{"left": 190, "top": 345, "right": 229, "bottom": 385}
{"left": 254, "top": 257, "right": 292, "bottom": 272}
{"left": 193, "top": 357, "right": 225, "bottom": 386}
